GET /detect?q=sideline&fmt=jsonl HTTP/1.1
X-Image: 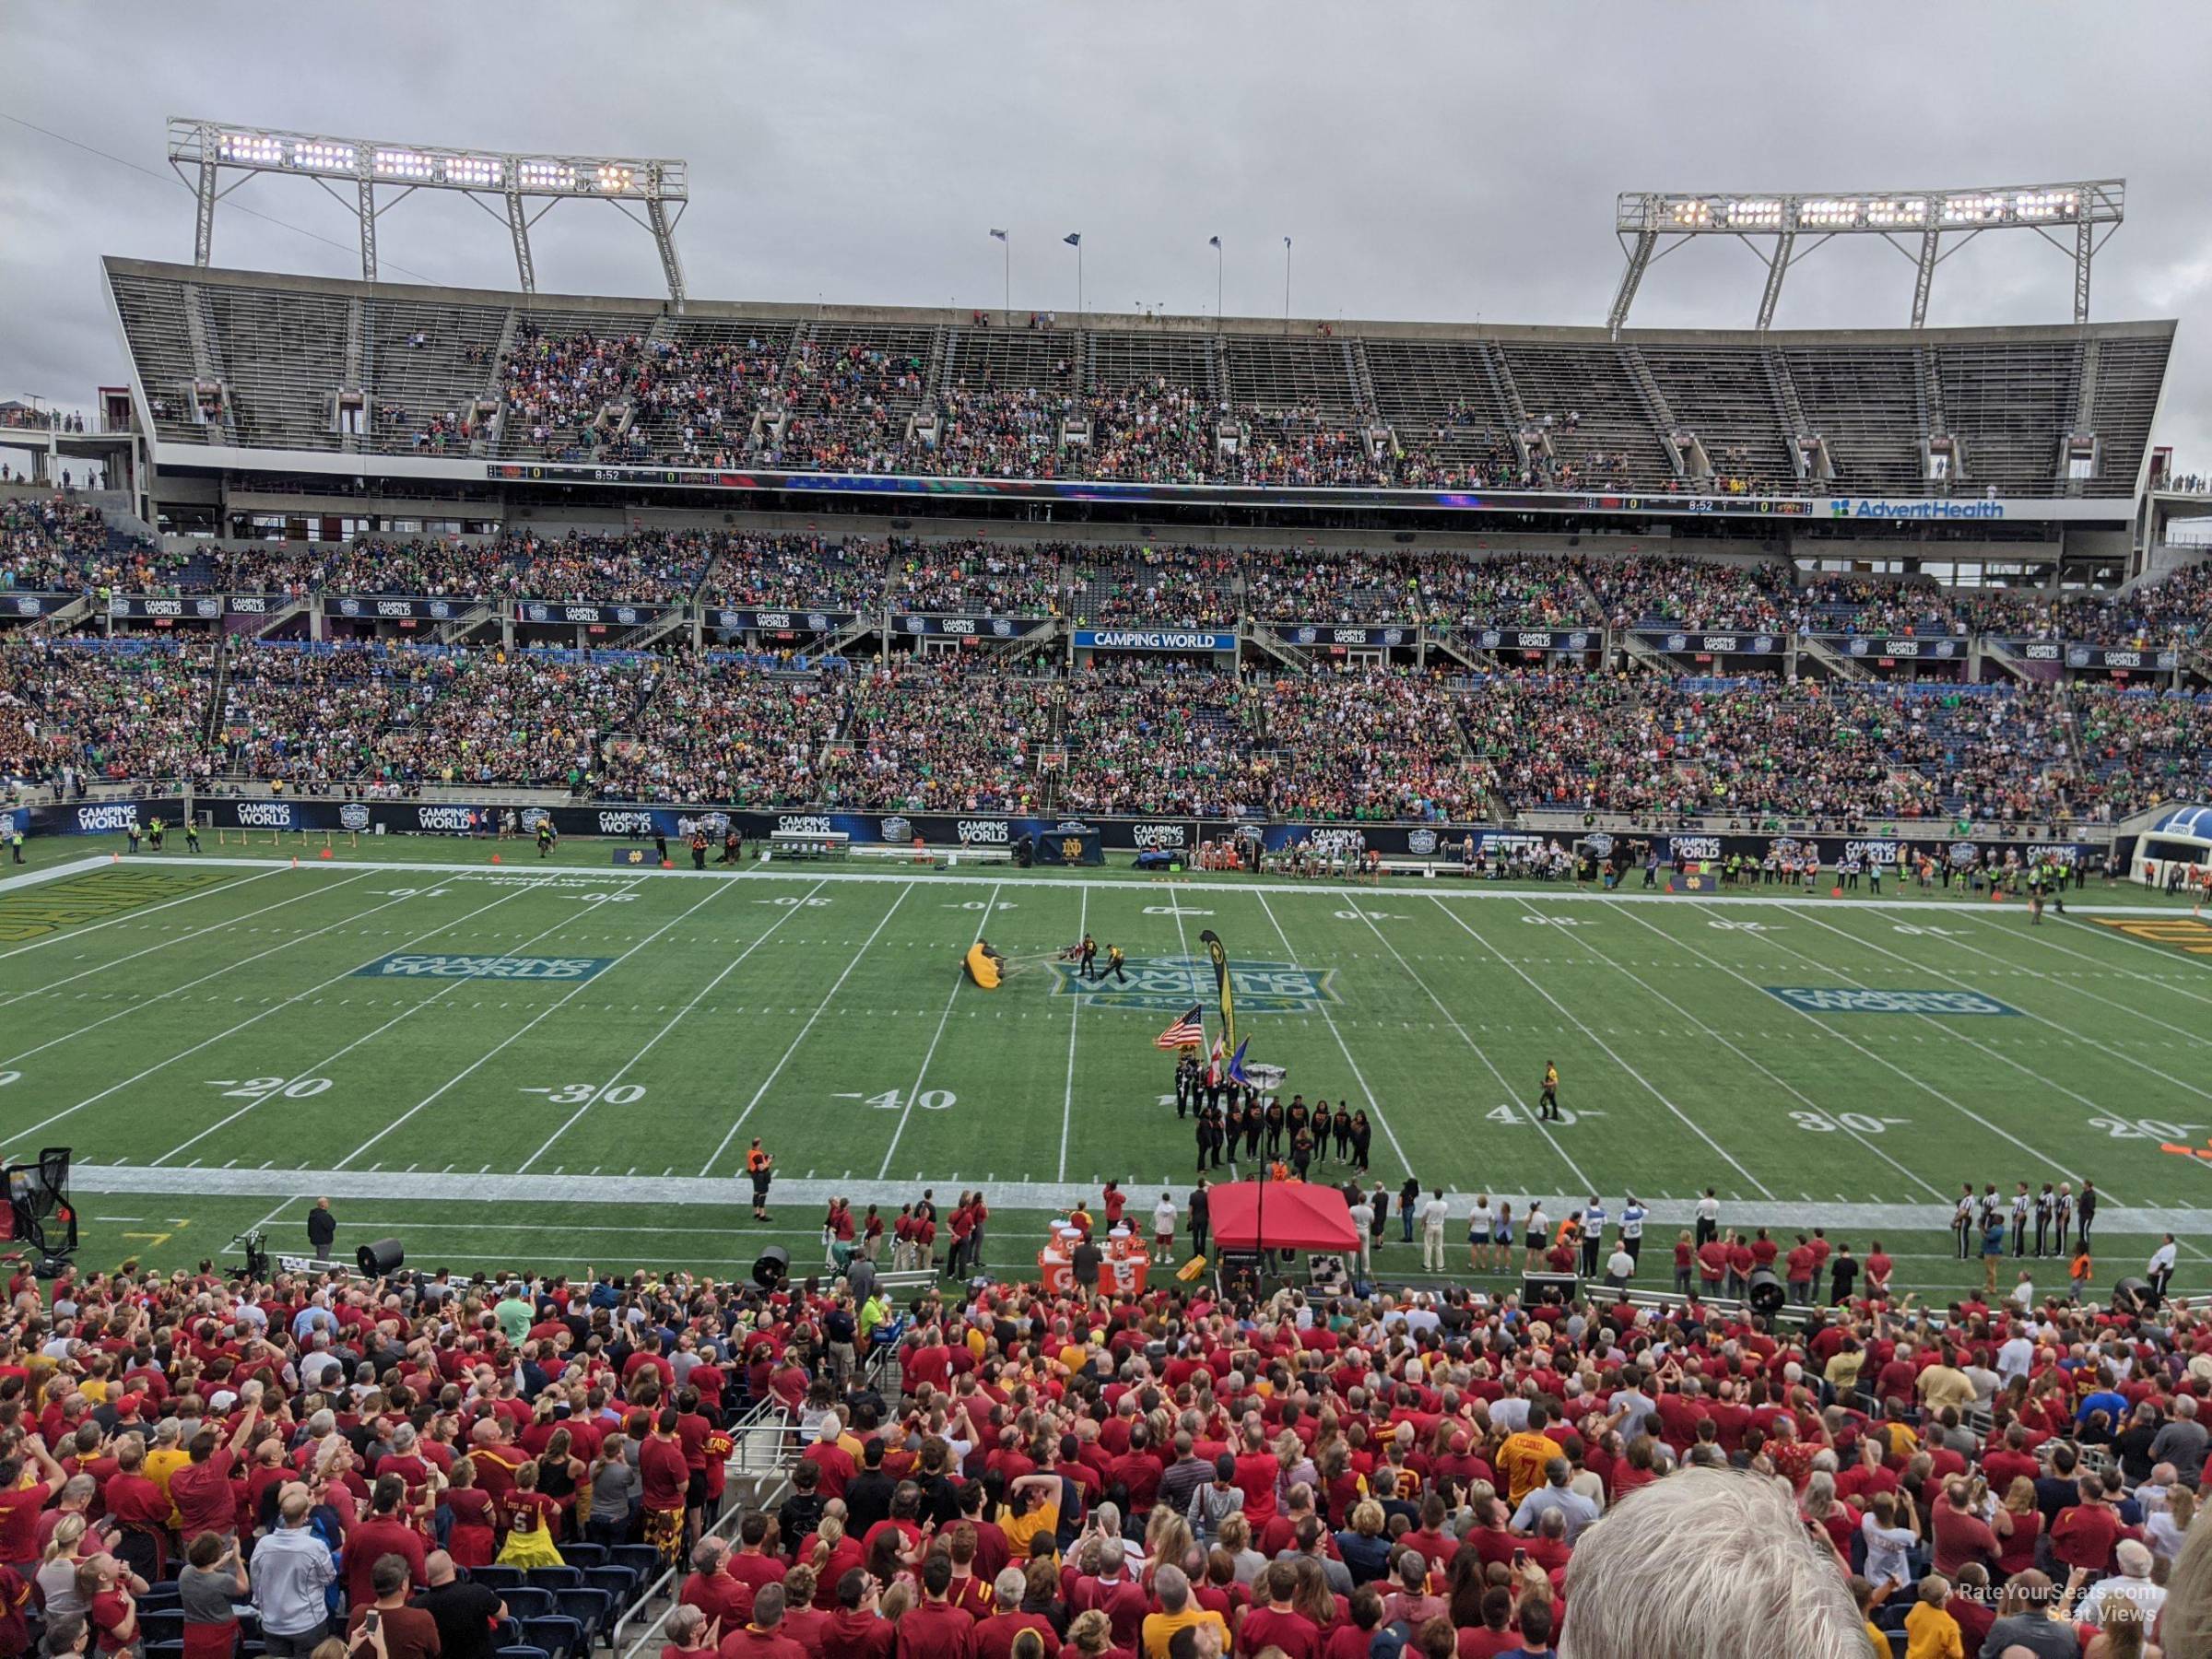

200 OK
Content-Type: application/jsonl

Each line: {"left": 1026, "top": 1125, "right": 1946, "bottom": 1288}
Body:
{"left": 65, "top": 1161, "right": 2212, "bottom": 1240}
{"left": 40, "top": 853, "right": 2207, "bottom": 921}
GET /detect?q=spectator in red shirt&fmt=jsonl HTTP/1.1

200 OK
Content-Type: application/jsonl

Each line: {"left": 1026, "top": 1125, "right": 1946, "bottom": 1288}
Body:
{"left": 1930, "top": 1477, "right": 1998, "bottom": 1578}
{"left": 0, "top": 1437, "right": 67, "bottom": 1573}
{"left": 2050, "top": 1478, "right": 2124, "bottom": 1574}
{"left": 641, "top": 1410, "right": 693, "bottom": 1565}
{"left": 897, "top": 1556, "right": 976, "bottom": 1659}
{"left": 720, "top": 1583, "right": 806, "bottom": 1659}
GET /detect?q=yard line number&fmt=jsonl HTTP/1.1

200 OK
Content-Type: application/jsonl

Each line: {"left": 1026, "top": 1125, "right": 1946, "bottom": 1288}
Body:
{"left": 834, "top": 1089, "right": 958, "bottom": 1112}
{"left": 522, "top": 1082, "right": 648, "bottom": 1105}
{"left": 208, "top": 1077, "right": 332, "bottom": 1100}
{"left": 1790, "top": 1111, "right": 1909, "bottom": 1135}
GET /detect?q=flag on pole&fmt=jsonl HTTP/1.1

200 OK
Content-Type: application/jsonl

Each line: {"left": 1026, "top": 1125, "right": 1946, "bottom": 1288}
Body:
{"left": 1208, "top": 235, "right": 1221, "bottom": 249}
{"left": 1154, "top": 1005, "right": 1205, "bottom": 1050}
{"left": 1064, "top": 232, "right": 1082, "bottom": 247}
{"left": 1225, "top": 1037, "right": 1252, "bottom": 1088}
{"left": 989, "top": 229, "right": 1008, "bottom": 241}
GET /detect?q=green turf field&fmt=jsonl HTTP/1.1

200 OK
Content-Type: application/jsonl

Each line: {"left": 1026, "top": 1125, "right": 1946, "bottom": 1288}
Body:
{"left": 5, "top": 836, "right": 2212, "bottom": 1300}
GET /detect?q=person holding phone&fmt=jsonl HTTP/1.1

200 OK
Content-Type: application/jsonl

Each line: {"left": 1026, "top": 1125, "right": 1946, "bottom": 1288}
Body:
{"left": 347, "top": 1555, "right": 441, "bottom": 1659}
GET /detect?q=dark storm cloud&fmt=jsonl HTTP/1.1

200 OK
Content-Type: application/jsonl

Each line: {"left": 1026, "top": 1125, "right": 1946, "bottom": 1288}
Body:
{"left": 3, "top": 0, "right": 2207, "bottom": 461}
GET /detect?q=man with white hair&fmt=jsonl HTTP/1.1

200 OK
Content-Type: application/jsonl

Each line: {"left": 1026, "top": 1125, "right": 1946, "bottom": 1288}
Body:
{"left": 2079, "top": 1538, "right": 2168, "bottom": 1624}
{"left": 1557, "top": 1465, "right": 1864, "bottom": 1658}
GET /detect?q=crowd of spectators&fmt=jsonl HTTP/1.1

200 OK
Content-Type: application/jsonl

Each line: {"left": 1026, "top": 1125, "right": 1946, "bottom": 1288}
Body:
{"left": 888, "top": 541, "right": 1062, "bottom": 618}
{"left": 0, "top": 635, "right": 216, "bottom": 794}
{"left": 6, "top": 1196, "right": 2212, "bottom": 1659}
{"left": 1463, "top": 675, "right": 2080, "bottom": 827}
{"left": 1258, "top": 671, "right": 1492, "bottom": 822}
{"left": 365, "top": 651, "right": 646, "bottom": 794}
{"left": 0, "top": 494, "right": 185, "bottom": 598}
{"left": 823, "top": 661, "right": 1054, "bottom": 814}
{"left": 1058, "top": 665, "right": 1262, "bottom": 818}
{"left": 1071, "top": 548, "right": 1239, "bottom": 629}
{"left": 499, "top": 326, "right": 651, "bottom": 462}
{"left": 214, "top": 644, "right": 437, "bottom": 793}
{"left": 1583, "top": 557, "right": 1797, "bottom": 633}
{"left": 1243, "top": 553, "right": 1599, "bottom": 630}
{"left": 2069, "top": 687, "right": 2212, "bottom": 818}
{"left": 602, "top": 657, "right": 847, "bottom": 806}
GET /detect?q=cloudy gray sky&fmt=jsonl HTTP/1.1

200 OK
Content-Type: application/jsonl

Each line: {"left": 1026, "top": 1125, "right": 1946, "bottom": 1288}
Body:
{"left": 4, "top": 0, "right": 2207, "bottom": 464}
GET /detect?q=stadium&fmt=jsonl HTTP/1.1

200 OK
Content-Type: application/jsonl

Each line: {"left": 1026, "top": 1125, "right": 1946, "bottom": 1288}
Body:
{"left": 6, "top": 10, "right": 2212, "bottom": 1656}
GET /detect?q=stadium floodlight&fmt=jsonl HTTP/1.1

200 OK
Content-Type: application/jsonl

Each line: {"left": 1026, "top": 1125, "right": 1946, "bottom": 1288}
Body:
{"left": 167, "top": 117, "right": 692, "bottom": 307}
{"left": 1607, "top": 179, "right": 2124, "bottom": 334}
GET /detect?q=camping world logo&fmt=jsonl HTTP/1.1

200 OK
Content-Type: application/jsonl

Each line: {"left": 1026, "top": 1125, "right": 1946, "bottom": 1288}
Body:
{"left": 1050, "top": 955, "right": 1338, "bottom": 1014}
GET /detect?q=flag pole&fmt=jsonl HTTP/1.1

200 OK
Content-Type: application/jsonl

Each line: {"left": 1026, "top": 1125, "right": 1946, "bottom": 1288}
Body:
{"left": 1282, "top": 236, "right": 1292, "bottom": 335}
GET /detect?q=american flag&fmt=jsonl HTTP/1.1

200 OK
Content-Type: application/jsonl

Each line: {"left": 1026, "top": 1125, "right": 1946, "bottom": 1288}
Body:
{"left": 1155, "top": 1006, "right": 1205, "bottom": 1050}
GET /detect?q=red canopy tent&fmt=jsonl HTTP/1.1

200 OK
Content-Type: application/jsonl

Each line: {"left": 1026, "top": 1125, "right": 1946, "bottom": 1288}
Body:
{"left": 1205, "top": 1180, "right": 1359, "bottom": 1253}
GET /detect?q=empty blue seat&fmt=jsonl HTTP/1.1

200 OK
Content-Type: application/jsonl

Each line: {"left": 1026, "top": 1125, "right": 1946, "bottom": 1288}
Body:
{"left": 555, "top": 1588, "right": 613, "bottom": 1642}
{"left": 608, "top": 1546, "right": 663, "bottom": 1584}
{"left": 522, "top": 1614, "right": 584, "bottom": 1659}
{"left": 470, "top": 1565, "right": 528, "bottom": 1594}
{"left": 524, "top": 1566, "right": 582, "bottom": 1593}
{"left": 561, "top": 1544, "right": 608, "bottom": 1570}
{"left": 501, "top": 1588, "right": 557, "bottom": 1621}
{"left": 582, "top": 1565, "right": 639, "bottom": 1610}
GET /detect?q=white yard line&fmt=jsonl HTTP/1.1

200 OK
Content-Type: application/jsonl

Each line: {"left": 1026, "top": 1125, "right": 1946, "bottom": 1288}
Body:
{"left": 2048, "top": 912, "right": 2212, "bottom": 988}
{"left": 0, "top": 863, "right": 286, "bottom": 966}
{"left": 345, "top": 875, "right": 744, "bottom": 1172}
{"left": 1695, "top": 901, "right": 2116, "bottom": 1195}
{"left": 1794, "top": 909, "right": 2212, "bottom": 1113}
{"left": 1433, "top": 896, "right": 1775, "bottom": 1199}
{"left": 515, "top": 879, "right": 819, "bottom": 1172}
{"left": 1521, "top": 898, "right": 1947, "bottom": 1201}
{"left": 1342, "top": 895, "right": 1592, "bottom": 1195}
{"left": 1253, "top": 889, "right": 1415, "bottom": 1178}
{"left": 1, "top": 871, "right": 345, "bottom": 1013}
{"left": 65, "top": 1161, "right": 2212, "bottom": 1239}
{"left": 0, "top": 878, "right": 559, "bottom": 1159}
{"left": 151, "top": 877, "right": 641, "bottom": 1167}
{"left": 3, "top": 873, "right": 383, "bottom": 1066}
{"left": 877, "top": 884, "right": 999, "bottom": 1180}
{"left": 1615, "top": 901, "right": 2070, "bottom": 1195}
{"left": 0, "top": 853, "right": 111, "bottom": 897}
{"left": 1057, "top": 885, "right": 1088, "bottom": 1183}
{"left": 698, "top": 883, "right": 916, "bottom": 1178}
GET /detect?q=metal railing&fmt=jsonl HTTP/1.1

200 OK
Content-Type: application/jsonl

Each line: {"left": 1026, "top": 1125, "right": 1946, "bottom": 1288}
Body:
{"left": 609, "top": 1397, "right": 804, "bottom": 1659}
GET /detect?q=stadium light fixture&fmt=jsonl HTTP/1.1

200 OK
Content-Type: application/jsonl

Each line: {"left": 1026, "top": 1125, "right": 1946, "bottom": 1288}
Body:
{"left": 167, "top": 117, "right": 692, "bottom": 306}
{"left": 1607, "top": 179, "right": 2124, "bottom": 334}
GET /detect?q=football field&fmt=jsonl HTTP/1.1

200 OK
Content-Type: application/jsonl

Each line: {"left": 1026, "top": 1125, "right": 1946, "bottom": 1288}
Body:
{"left": 6, "top": 839, "right": 2212, "bottom": 1300}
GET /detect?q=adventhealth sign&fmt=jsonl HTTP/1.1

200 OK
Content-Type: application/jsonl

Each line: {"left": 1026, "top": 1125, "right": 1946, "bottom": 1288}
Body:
{"left": 1763, "top": 985, "right": 2021, "bottom": 1017}
{"left": 1830, "top": 499, "right": 2006, "bottom": 520}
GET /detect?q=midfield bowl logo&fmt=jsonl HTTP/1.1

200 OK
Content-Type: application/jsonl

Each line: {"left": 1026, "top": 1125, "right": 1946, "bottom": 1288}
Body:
{"left": 1051, "top": 954, "right": 1338, "bottom": 1014}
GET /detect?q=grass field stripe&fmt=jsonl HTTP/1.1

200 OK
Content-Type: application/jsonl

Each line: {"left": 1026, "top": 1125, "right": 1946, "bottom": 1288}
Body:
{"left": 149, "top": 876, "right": 648, "bottom": 1167}
{"left": 1792, "top": 908, "right": 2212, "bottom": 1113}
{"left": 515, "top": 878, "right": 820, "bottom": 1173}
{"left": 123, "top": 853, "right": 2212, "bottom": 916}
{"left": 2046, "top": 911, "right": 2212, "bottom": 984}
{"left": 877, "top": 883, "right": 1000, "bottom": 1180}
{"left": 1699, "top": 902, "right": 2113, "bottom": 1194}
{"left": 0, "top": 864, "right": 287, "bottom": 967}
{"left": 1513, "top": 897, "right": 1947, "bottom": 1203}
{"left": 696, "top": 883, "right": 917, "bottom": 1179}
{"left": 0, "top": 863, "right": 367, "bottom": 1021}
{"left": 0, "top": 878, "right": 559, "bottom": 1159}
{"left": 1, "top": 872, "right": 388, "bottom": 1067}
{"left": 1629, "top": 900, "right": 2129, "bottom": 1202}
{"left": 1345, "top": 895, "right": 1592, "bottom": 1194}
{"left": 1056, "top": 884, "right": 1088, "bottom": 1184}
{"left": 340, "top": 875, "right": 750, "bottom": 1172}
{"left": 1253, "top": 890, "right": 1414, "bottom": 1179}
{"left": 1431, "top": 895, "right": 1777, "bottom": 1200}
{"left": 1917, "top": 912, "right": 2212, "bottom": 1051}
{"left": 2005, "top": 913, "right": 2212, "bottom": 1009}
